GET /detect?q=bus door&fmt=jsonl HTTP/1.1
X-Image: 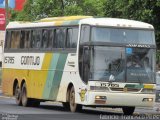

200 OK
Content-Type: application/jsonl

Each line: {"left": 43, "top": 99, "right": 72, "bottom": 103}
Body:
{"left": 82, "top": 46, "right": 90, "bottom": 83}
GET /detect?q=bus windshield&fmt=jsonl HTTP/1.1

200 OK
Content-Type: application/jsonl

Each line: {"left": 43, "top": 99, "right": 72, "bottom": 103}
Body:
{"left": 89, "top": 47, "right": 155, "bottom": 83}
{"left": 91, "top": 27, "right": 155, "bottom": 45}
{"left": 156, "top": 72, "right": 160, "bottom": 84}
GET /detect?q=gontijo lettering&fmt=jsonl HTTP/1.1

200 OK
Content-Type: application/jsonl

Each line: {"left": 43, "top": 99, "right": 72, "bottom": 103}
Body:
{"left": 21, "top": 56, "right": 40, "bottom": 65}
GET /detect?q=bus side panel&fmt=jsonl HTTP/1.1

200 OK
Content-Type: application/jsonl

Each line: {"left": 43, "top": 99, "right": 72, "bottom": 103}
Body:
{"left": 42, "top": 53, "right": 68, "bottom": 100}
{"left": 27, "top": 53, "right": 52, "bottom": 99}
{"left": 2, "top": 68, "right": 15, "bottom": 96}
{"left": 2, "top": 68, "right": 29, "bottom": 96}
{"left": 2, "top": 53, "right": 29, "bottom": 96}
{"left": 56, "top": 53, "right": 87, "bottom": 103}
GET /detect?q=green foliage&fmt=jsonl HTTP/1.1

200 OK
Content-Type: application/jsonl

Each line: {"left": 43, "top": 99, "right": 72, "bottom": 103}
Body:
{"left": 9, "top": 0, "right": 160, "bottom": 48}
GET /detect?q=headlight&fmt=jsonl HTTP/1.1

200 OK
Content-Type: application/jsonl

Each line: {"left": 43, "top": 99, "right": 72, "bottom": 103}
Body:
{"left": 142, "top": 98, "right": 153, "bottom": 102}
{"left": 95, "top": 96, "right": 107, "bottom": 104}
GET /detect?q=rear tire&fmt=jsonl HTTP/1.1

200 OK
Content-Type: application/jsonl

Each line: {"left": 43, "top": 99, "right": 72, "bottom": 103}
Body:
{"left": 21, "top": 83, "right": 32, "bottom": 107}
{"left": 122, "top": 107, "right": 135, "bottom": 115}
{"left": 14, "top": 83, "right": 22, "bottom": 106}
{"left": 69, "top": 86, "right": 82, "bottom": 112}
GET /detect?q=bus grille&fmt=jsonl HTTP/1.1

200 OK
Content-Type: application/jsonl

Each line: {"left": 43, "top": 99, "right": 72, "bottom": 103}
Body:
{"left": 110, "top": 87, "right": 141, "bottom": 92}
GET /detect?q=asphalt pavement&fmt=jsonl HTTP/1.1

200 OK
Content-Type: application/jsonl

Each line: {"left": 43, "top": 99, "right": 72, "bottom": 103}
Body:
{"left": 0, "top": 89, "right": 160, "bottom": 120}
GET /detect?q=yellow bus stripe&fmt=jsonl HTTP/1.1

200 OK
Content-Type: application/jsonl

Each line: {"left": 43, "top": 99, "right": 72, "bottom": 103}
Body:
{"left": 9, "top": 53, "right": 53, "bottom": 99}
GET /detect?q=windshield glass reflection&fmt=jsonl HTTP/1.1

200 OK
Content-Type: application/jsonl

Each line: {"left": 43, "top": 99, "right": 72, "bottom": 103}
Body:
{"left": 90, "top": 47, "right": 125, "bottom": 82}
{"left": 91, "top": 27, "right": 155, "bottom": 45}
{"left": 126, "top": 48, "right": 155, "bottom": 83}
{"left": 89, "top": 46, "right": 155, "bottom": 83}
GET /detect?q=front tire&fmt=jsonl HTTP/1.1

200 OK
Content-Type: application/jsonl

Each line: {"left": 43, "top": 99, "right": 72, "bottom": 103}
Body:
{"left": 122, "top": 106, "right": 135, "bottom": 115}
{"left": 69, "top": 86, "right": 82, "bottom": 112}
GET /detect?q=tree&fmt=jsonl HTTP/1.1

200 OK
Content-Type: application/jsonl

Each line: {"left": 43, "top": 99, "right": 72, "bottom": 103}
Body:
{"left": 10, "top": 0, "right": 105, "bottom": 21}
{"left": 104, "top": 0, "right": 160, "bottom": 48}
{"left": 9, "top": 0, "right": 160, "bottom": 47}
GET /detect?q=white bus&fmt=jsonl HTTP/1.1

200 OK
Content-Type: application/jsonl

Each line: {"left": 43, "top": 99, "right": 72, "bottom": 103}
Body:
{"left": 2, "top": 16, "right": 156, "bottom": 115}
{"left": 0, "top": 31, "right": 5, "bottom": 64}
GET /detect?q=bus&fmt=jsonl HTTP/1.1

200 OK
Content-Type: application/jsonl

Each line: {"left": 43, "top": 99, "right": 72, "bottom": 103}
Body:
{"left": 2, "top": 16, "right": 156, "bottom": 115}
{"left": 156, "top": 71, "right": 160, "bottom": 102}
{"left": 0, "top": 30, "right": 5, "bottom": 85}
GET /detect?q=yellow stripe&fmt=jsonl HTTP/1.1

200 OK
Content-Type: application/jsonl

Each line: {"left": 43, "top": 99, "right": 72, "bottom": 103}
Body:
{"left": 144, "top": 84, "right": 154, "bottom": 89}
{"left": 39, "top": 16, "right": 92, "bottom": 22}
{"left": 54, "top": 21, "right": 64, "bottom": 26}
{"left": 41, "top": 53, "right": 52, "bottom": 70}
{"left": 28, "top": 53, "right": 52, "bottom": 99}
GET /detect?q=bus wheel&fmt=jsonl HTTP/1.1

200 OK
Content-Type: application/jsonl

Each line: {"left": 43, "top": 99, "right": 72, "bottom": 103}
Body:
{"left": 15, "top": 83, "right": 22, "bottom": 106}
{"left": 21, "top": 83, "right": 31, "bottom": 107}
{"left": 69, "top": 86, "right": 82, "bottom": 112}
{"left": 122, "top": 106, "right": 135, "bottom": 115}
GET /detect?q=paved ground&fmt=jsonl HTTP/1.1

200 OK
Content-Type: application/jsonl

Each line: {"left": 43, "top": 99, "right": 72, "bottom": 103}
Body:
{"left": 0, "top": 90, "right": 160, "bottom": 120}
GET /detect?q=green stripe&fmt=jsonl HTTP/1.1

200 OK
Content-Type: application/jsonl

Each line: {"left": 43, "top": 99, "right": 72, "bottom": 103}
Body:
{"left": 49, "top": 53, "right": 68, "bottom": 100}
{"left": 43, "top": 53, "right": 60, "bottom": 99}
{"left": 125, "top": 84, "right": 144, "bottom": 89}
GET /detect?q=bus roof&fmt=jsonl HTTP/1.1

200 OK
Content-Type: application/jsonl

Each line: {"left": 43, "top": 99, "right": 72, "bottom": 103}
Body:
{"left": 6, "top": 16, "right": 154, "bottom": 29}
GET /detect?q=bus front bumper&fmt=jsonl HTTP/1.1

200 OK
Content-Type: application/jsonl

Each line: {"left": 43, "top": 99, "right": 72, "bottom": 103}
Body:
{"left": 86, "top": 91, "right": 155, "bottom": 107}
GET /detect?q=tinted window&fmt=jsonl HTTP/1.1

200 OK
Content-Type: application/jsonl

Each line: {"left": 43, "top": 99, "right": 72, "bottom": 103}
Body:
{"left": 48, "top": 29, "right": 55, "bottom": 48}
{"left": 11, "top": 31, "right": 21, "bottom": 49}
{"left": 5, "top": 31, "right": 11, "bottom": 48}
{"left": 41, "top": 29, "right": 54, "bottom": 49}
{"left": 66, "top": 28, "right": 78, "bottom": 48}
{"left": 54, "top": 28, "right": 66, "bottom": 48}
{"left": 20, "top": 30, "right": 30, "bottom": 49}
{"left": 42, "top": 29, "right": 49, "bottom": 48}
{"left": 30, "top": 30, "right": 41, "bottom": 48}
{"left": 80, "top": 25, "right": 90, "bottom": 44}
{"left": 91, "top": 27, "right": 155, "bottom": 45}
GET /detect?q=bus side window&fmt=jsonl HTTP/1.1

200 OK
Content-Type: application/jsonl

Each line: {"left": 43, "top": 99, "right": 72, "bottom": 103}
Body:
{"left": 80, "top": 25, "right": 90, "bottom": 44}
{"left": 31, "top": 29, "right": 41, "bottom": 49}
{"left": 25, "top": 31, "right": 31, "bottom": 48}
{"left": 66, "top": 28, "right": 71, "bottom": 48}
{"left": 5, "top": 31, "right": 11, "bottom": 49}
{"left": 42, "top": 29, "right": 49, "bottom": 49}
{"left": 11, "top": 31, "right": 21, "bottom": 49}
{"left": 66, "top": 28, "right": 78, "bottom": 48}
{"left": 48, "top": 29, "right": 54, "bottom": 48}
{"left": 53, "top": 29, "right": 57, "bottom": 48}
{"left": 31, "top": 30, "right": 35, "bottom": 48}
{"left": 71, "top": 28, "right": 78, "bottom": 48}
{"left": 55, "top": 28, "right": 66, "bottom": 48}
{"left": 21, "top": 30, "right": 30, "bottom": 49}
{"left": 20, "top": 31, "right": 25, "bottom": 48}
